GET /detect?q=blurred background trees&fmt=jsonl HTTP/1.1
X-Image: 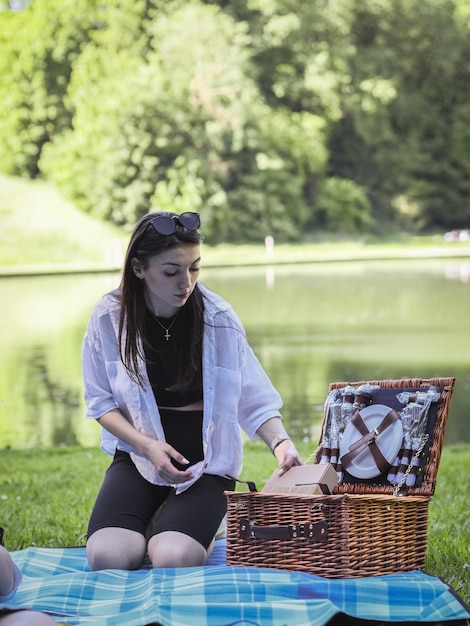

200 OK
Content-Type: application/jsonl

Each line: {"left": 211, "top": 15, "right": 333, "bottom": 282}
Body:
{"left": 0, "top": 0, "right": 469, "bottom": 242}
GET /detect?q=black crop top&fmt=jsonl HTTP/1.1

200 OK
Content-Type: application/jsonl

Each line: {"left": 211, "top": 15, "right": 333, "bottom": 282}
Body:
{"left": 143, "top": 308, "right": 203, "bottom": 407}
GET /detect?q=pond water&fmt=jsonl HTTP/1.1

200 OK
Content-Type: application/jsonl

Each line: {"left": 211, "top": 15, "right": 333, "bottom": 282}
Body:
{"left": 0, "top": 258, "right": 469, "bottom": 450}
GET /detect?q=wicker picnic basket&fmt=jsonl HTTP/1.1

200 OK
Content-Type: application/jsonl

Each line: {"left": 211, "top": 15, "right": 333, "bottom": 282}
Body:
{"left": 225, "top": 377, "right": 455, "bottom": 578}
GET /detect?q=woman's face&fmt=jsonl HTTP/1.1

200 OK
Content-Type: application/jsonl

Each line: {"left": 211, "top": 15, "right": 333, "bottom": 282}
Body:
{"left": 132, "top": 244, "right": 201, "bottom": 317}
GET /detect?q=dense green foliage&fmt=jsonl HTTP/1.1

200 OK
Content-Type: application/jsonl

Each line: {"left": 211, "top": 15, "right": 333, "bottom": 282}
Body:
{"left": 1, "top": 0, "right": 469, "bottom": 242}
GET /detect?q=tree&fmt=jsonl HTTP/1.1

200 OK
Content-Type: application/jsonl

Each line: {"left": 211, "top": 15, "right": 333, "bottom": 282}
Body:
{"left": 315, "top": 177, "right": 373, "bottom": 233}
{"left": 0, "top": 0, "right": 100, "bottom": 176}
{"left": 3, "top": 0, "right": 469, "bottom": 239}
{"left": 41, "top": 1, "right": 329, "bottom": 241}
{"left": 327, "top": 0, "right": 470, "bottom": 230}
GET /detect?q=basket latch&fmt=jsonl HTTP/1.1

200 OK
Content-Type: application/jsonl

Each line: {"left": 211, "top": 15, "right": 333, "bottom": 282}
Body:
{"left": 239, "top": 518, "right": 328, "bottom": 542}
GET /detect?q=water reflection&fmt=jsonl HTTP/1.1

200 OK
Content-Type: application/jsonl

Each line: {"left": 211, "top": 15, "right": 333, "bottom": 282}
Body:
{"left": 0, "top": 259, "right": 469, "bottom": 449}
{"left": 444, "top": 262, "right": 470, "bottom": 283}
{"left": 23, "top": 347, "right": 80, "bottom": 447}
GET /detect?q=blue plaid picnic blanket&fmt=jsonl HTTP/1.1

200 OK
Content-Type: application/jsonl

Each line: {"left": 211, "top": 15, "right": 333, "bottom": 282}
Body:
{"left": 1, "top": 542, "right": 469, "bottom": 625}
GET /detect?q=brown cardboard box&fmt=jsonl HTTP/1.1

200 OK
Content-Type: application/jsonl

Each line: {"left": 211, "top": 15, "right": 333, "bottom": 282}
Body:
{"left": 261, "top": 463, "right": 339, "bottom": 496}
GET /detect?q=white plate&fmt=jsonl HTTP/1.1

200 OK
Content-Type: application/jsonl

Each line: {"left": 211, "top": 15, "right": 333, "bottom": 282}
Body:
{"left": 340, "top": 404, "right": 403, "bottom": 479}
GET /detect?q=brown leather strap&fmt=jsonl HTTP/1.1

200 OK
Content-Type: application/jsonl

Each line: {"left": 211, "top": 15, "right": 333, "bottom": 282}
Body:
{"left": 239, "top": 519, "right": 329, "bottom": 543}
{"left": 340, "top": 408, "right": 400, "bottom": 474}
{"left": 225, "top": 474, "right": 257, "bottom": 492}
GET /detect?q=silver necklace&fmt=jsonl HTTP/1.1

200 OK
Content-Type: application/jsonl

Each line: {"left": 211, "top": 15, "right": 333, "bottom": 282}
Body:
{"left": 152, "top": 313, "right": 178, "bottom": 340}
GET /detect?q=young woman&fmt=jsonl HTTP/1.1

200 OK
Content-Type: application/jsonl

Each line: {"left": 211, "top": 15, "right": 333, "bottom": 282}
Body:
{"left": 82, "top": 211, "right": 302, "bottom": 571}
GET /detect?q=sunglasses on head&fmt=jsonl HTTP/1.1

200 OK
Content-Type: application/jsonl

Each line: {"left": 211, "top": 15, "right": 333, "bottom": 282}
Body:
{"left": 146, "top": 212, "right": 201, "bottom": 236}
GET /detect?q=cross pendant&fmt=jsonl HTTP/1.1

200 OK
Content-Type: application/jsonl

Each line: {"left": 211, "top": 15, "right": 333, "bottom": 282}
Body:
{"left": 164, "top": 330, "right": 170, "bottom": 340}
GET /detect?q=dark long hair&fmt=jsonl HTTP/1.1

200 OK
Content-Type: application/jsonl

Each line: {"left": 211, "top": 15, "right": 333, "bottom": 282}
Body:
{"left": 117, "top": 211, "right": 204, "bottom": 388}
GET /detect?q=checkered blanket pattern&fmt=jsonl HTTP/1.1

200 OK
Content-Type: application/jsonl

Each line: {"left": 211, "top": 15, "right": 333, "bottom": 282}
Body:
{"left": 1, "top": 543, "right": 469, "bottom": 625}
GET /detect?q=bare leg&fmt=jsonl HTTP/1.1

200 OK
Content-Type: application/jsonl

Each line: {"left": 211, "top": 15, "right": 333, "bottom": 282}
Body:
{"left": 0, "top": 547, "right": 56, "bottom": 625}
{"left": 0, "top": 611, "right": 56, "bottom": 626}
{"left": 0, "top": 547, "right": 16, "bottom": 597}
{"left": 86, "top": 527, "right": 147, "bottom": 571}
{"left": 148, "top": 531, "right": 208, "bottom": 568}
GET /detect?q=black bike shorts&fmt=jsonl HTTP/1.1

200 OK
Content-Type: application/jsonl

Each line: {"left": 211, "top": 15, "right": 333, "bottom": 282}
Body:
{"left": 87, "top": 450, "right": 234, "bottom": 550}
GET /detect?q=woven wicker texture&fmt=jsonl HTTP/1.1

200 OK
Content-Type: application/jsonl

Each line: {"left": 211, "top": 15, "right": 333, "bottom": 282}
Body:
{"left": 226, "top": 377, "right": 454, "bottom": 578}
{"left": 226, "top": 492, "right": 429, "bottom": 578}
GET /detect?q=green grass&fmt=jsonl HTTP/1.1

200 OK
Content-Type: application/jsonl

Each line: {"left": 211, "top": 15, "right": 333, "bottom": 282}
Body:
{"left": 0, "top": 174, "right": 126, "bottom": 271}
{"left": 1, "top": 173, "right": 470, "bottom": 275}
{"left": 0, "top": 443, "right": 468, "bottom": 604}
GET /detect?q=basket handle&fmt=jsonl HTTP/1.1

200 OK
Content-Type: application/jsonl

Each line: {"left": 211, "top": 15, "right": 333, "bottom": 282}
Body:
{"left": 239, "top": 518, "right": 328, "bottom": 542}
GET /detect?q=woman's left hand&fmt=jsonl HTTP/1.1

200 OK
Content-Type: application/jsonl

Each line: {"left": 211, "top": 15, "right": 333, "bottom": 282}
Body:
{"left": 273, "top": 439, "right": 303, "bottom": 475}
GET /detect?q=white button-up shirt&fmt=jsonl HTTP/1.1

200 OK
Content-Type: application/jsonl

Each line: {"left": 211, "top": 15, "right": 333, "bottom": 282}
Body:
{"left": 82, "top": 283, "right": 283, "bottom": 492}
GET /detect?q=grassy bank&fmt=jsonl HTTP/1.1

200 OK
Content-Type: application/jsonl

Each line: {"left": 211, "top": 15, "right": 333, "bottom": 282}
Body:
{"left": 1, "top": 173, "right": 470, "bottom": 275}
{"left": 0, "top": 442, "right": 468, "bottom": 604}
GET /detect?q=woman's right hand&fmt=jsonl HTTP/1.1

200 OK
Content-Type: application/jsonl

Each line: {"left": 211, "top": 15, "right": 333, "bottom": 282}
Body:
{"left": 144, "top": 439, "right": 195, "bottom": 484}
{"left": 98, "top": 410, "right": 194, "bottom": 484}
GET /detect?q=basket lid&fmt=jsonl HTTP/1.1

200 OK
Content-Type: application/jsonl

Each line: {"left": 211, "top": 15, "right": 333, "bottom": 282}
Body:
{"left": 317, "top": 378, "right": 455, "bottom": 497}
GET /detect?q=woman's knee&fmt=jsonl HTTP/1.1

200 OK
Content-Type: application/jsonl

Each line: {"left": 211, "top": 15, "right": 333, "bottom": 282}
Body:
{"left": 86, "top": 527, "right": 147, "bottom": 571}
{"left": 148, "top": 531, "right": 207, "bottom": 568}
